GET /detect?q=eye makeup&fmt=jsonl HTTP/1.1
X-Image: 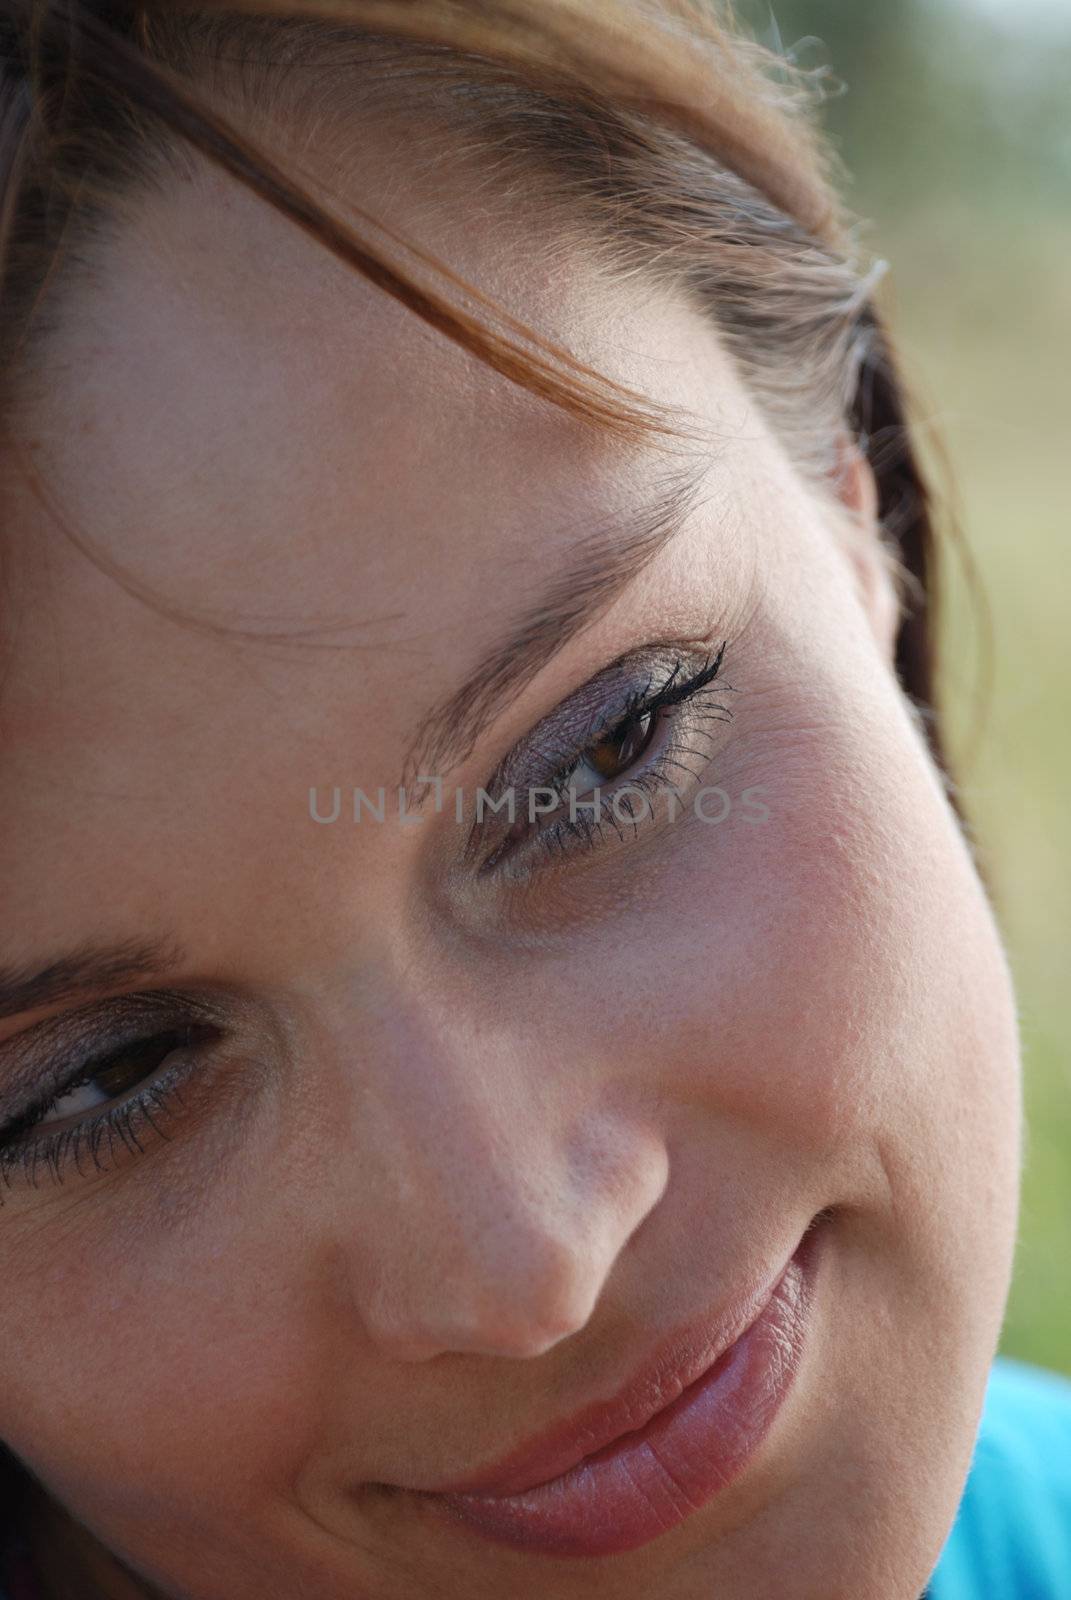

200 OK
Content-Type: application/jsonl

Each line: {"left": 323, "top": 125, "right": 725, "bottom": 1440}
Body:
{"left": 470, "top": 639, "right": 737, "bottom": 877}
{"left": 0, "top": 992, "right": 228, "bottom": 1193}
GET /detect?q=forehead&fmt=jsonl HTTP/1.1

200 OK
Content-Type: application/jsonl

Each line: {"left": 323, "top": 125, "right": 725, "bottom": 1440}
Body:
{"left": 0, "top": 154, "right": 764, "bottom": 963}
{"left": 14, "top": 152, "right": 752, "bottom": 634}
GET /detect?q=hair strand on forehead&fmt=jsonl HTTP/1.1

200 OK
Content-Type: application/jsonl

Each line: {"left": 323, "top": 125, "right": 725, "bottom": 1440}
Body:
{"left": 0, "top": 0, "right": 978, "bottom": 844}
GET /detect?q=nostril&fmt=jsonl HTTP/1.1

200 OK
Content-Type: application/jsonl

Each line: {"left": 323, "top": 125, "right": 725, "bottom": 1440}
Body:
{"left": 463, "top": 1298, "right": 597, "bottom": 1360}
{"left": 483, "top": 1247, "right": 604, "bottom": 1357}
{"left": 356, "top": 1312, "right": 438, "bottom": 1363}
{"left": 361, "top": 1300, "right": 594, "bottom": 1363}
{"left": 360, "top": 1248, "right": 601, "bottom": 1363}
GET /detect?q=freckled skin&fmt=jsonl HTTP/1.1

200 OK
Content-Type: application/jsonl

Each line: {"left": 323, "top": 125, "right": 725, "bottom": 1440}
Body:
{"left": 0, "top": 124, "right": 1020, "bottom": 1600}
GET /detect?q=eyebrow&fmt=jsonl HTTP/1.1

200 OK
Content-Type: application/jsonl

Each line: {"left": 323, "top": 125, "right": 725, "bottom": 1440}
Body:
{"left": 0, "top": 937, "right": 187, "bottom": 1025}
{"left": 399, "top": 452, "right": 716, "bottom": 794}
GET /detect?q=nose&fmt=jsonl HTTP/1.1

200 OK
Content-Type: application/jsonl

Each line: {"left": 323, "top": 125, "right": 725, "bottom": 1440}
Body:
{"left": 361, "top": 1225, "right": 618, "bottom": 1364}
{"left": 319, "top": 999, "right": 669, "bottom": 1363}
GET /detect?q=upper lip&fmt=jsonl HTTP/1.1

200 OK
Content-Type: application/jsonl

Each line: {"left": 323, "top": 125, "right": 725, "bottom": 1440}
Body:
{"left": 426, "top": 1230, "right": 807, "bottom": 1499}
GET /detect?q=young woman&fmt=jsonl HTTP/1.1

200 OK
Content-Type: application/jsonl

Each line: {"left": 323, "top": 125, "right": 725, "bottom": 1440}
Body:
{"left": 0, "top": 2, "right": 1068, "bottom": 1596}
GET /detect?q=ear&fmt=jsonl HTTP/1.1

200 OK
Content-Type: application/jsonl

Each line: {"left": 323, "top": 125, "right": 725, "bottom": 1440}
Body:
{"left": 829, "top": 436, "right": 901, "bottom": 667}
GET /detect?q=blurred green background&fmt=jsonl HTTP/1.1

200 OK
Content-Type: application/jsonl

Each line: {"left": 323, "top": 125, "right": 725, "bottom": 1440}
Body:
{"left": 748, "top": 0, "right": 1070, "bottom": 1375}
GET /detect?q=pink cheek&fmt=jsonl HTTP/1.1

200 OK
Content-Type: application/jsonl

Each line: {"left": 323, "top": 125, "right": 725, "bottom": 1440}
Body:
{"left": 595, "top": 816, "right": 899, "bottom": 1142}
{"left": 0, "top": 1233, "right": 323, "bottom": 1504}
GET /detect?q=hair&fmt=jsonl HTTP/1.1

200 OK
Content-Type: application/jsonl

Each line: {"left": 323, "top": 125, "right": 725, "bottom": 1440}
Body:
{"left": 0, "top": 0, "right": 987, "bottom": 1542}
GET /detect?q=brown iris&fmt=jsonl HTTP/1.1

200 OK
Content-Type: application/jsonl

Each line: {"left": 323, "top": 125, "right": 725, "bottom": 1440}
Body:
{"left": 584, "top": 710, "right": 657, "bottom": 783}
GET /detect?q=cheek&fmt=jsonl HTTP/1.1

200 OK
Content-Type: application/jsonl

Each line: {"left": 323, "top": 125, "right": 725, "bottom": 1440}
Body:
{"left": 0, "top": 1203, "right": 323, "bottom": 1532}
{"left": 551, "top": 678, "right": 1021, "bottom": 1224}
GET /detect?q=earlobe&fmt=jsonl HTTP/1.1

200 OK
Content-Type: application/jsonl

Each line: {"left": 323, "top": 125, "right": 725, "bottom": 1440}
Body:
{"left": 830, "top": 437, "right": 902, "bottom": 667}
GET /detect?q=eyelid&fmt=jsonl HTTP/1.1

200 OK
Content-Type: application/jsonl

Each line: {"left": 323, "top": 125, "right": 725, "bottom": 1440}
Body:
{"left": 483, "top": 639, "right": 723, "bottom": 801}
{"left": 3, "top": 1022, "right": 216, "bottom": 1146}
{"left": 0, "top": 990, "right": 230, "bottom": 1131}
{"left": 473, "top": 642, "right": 735, "bottom": 876}
{"left": 0, "top": 1006, "right": 260, "bottom": 1196}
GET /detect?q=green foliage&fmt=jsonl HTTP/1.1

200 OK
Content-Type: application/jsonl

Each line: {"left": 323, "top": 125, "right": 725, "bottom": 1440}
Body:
{"left": 747, "top": 0, "right": 1071, "bottom": 211}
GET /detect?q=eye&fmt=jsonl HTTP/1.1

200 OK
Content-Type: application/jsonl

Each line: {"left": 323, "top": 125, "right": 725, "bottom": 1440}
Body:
{"left": 0, "top": 1006, "right": 229, "bottom": 1193}
{"left": 33, "top": 1027, "right": 198, "bottom": 1130}
{"left": 475, "top": 641, "right": 737, "bottom": 876}
{"left": 562, "top": 706, "right": 659, "bottom": 794}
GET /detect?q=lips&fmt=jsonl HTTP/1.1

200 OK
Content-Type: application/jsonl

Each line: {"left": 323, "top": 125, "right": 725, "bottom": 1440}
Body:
{"left": 418, "top": 1219, "right": 824, "bottom": 1558}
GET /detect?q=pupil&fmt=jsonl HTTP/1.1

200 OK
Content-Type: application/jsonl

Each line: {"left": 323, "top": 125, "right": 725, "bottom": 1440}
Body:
{"left": 590, "top": 712, "right": 654, "bottom": 780}
{"left": 92, "top": 1027, "right": 191, "bottom": 1099}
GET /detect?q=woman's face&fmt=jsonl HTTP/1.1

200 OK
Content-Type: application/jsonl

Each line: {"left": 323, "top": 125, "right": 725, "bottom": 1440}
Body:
{"left": 0, "top": 134, "right": 1021, "bottom": 1600}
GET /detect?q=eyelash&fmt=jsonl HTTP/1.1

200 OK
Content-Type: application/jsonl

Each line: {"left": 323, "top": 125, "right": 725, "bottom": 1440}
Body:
{"left": 0, "top": 1021, "right": 219, "bottom": 1196}
{"left": 481, "top": 640, "right": 737, "bottom": 874}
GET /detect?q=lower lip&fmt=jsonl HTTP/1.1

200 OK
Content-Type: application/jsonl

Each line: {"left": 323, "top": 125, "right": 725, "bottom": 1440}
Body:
{"left": 426, "top": 1227, "right": 821, "bottom": 1559}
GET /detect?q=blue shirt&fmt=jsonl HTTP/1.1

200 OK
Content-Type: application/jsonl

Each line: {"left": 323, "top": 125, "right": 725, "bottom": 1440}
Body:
{"left": 929, "top": 1356, "right": 1071, "bottom": 1598}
